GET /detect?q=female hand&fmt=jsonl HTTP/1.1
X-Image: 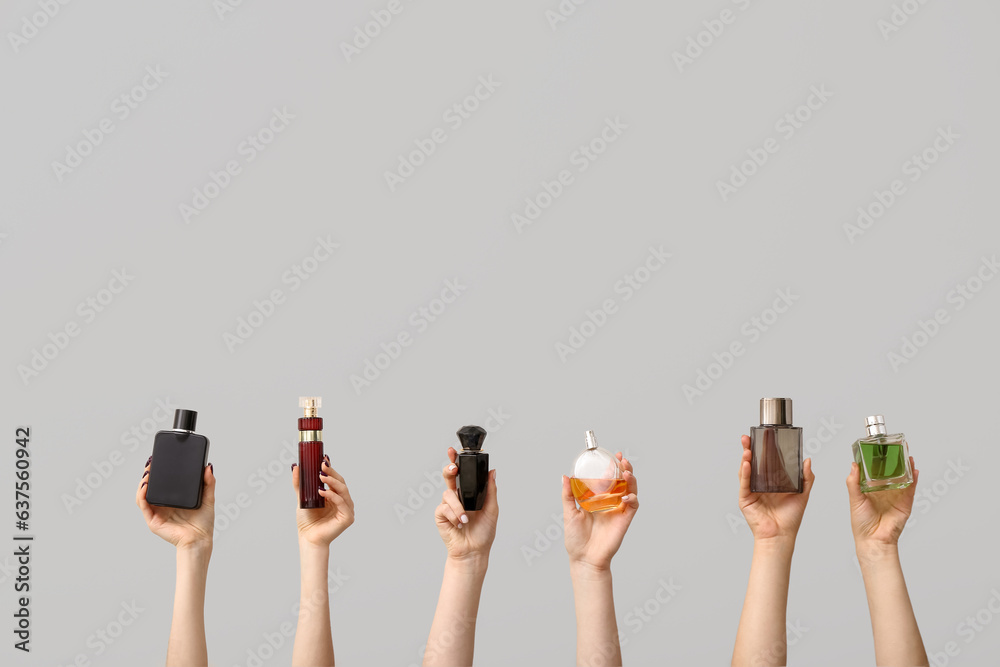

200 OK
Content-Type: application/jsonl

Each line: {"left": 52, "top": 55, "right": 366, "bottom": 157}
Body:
{"left": 434, "top": 447, "right": 498, "bottom": 562}
{"left": 847, "top": 456, "right": 918, "bottom": 549}
{"left": 293, "top": 456, "right": 355, "bottom": 548}
{"left": 738, "top": 435, "right": 815, "bottom": 542}
{"left": 136, "top": 457, "right": 215, "bottom": 550}
{"left": 562, "top": 452, "right": 638, "bottom": 572}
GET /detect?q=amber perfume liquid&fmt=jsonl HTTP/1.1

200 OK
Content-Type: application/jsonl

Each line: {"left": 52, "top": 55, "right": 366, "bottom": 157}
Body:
{"left": 571, "top": 478, "right": 628, "bottom": 512}
{"left": 750, "top": 398, "right": 803, "bottom": 494}
{"left": 298, "top": 397, "right": 325, "bottom": 509}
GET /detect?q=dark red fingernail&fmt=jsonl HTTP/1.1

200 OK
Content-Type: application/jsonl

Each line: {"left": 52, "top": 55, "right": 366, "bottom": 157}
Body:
{"left": 291, "top": 463, "right": 297, "bottom": 471}
{"left": 142, "top": 470, "right": 148, "bottom": 478}
{"left": 141, "top": 481, "right": 147, "bottom": 488}
{"left": 145, "top": 456, "right": 152, "bottom": 466}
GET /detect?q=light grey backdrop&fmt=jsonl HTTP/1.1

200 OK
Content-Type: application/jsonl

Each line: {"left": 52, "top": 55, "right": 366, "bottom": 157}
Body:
{"left": 3, "top": 1, "right": 999, "bottom": 665}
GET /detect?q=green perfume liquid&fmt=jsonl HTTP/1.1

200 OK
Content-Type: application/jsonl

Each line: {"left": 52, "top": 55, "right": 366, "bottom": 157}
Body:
{"left": 857, "top": 442, "right": 907, "bottom": 479}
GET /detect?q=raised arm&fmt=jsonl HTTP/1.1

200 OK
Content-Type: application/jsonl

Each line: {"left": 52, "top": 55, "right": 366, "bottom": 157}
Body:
{"left": 848, "top": 457, "right": 927, "bottom": 666}
{"left": 732, "top": 435, "right": 815, "bottom": 667}
{"left": 136, "top": 458, "right": 216, "bottom": 667}
{"left": 291, "top": 456, "right": 356, "bottom": 667}
{"left": 423, "top": 447, "right": 498, "bottom": 667}
{"left": 562, "top": 452, "right": 639, "bottom": 667}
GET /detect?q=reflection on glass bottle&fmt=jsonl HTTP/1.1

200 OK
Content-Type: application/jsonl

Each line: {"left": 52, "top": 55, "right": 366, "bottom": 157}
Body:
{"left": 852, "top": 415, "right": 913, "bottom": 493}
{"left": 750, "top": 398, "right": 803, "bottom": 494}
{"left": 456, "top": 425, "right": 489, "bottom": 511}
{"left": 570, "top": 430, "right": 626, "bottom": 512}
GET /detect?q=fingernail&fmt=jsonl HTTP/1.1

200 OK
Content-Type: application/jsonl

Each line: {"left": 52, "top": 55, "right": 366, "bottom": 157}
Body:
{"left": 460, "top": 514, "right": 469, "bottom": 524}
{"left": 209, "top": 463, "right": 214, "bottom": 474}
{"left": 291, "top": 463, "right": 297, "bottom": 471}
{"left": 145, "top": 456, "right": 152, "bottom": 466}
{"left": 324, "top": 454, "right": 330, "bottom": 463}
{"left": 141, "top": 481, "right": 147, "bottom": 488}
{"left": 448, "top": 465, "right": 457, "bottom": 472}
{"left": 621, "top": 495, "right": 630, "bottom": 502}
{"left": 457, "top": 523, "right": 464, "bottom": 530}
{"left": 142, "top": 470, "right": 148, "bottom": 478}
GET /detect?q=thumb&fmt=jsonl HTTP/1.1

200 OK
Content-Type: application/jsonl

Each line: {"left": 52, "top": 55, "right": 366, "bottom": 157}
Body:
{"left": 202, "top": 464, "right": 216, "bottom": 505}
{"left": 484, "top": 469, "right": 499, "bottom": 516}
{"left": 291, "top": 463, "right": 300, "bottom": 498}
{"left": 846, "top": 462, "right": 865, "bottom": 508}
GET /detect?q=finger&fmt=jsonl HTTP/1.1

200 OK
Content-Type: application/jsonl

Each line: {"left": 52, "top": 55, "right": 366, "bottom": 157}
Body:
{"left": 620, "top": 492, "right": 639, "bottom": 513}
{"left": 291, "top": 463, "right": 301, "bottom": 500}
{"left": 562, "top": 475, "right": 579, "bottom": 520}
{"left": 135, "top": 474, "right": 155, "bottom": 525}
{"left": 739, "top": 436, "right": 751, "bottom": 480}
{"left": 447, "top": 447, "right": 458, "bottom": 465}
{"left": 483, "top": 469, "right": 499, "bottom": 515}
{"left": 739, "top": 458, "right": 752, "bottom": 500}
{"left": 846, "top": 461, "right": 865, "bottom": 507}
{"left": 202, "top": 464, "right": 216, "bottom": 505}
{"left": 911, "top": 456, "right": 919, "bottom": 488}
{"left": 436, "top": 499, "right": 462, "bottom": 529}
{"left": 618, "top": 453, "right": 633, "bottom": 475}
{"left": 441, "top": 489, "right": 468, "bottom": 526}
{"left": 321, "top": 472, "right": 354, "bottom": 510}
{"left": 321, "top": 460, "right": 345, "bottom": 485}
{"left": 319, "top": 487, "right": 350, "bottom": 513}
{"left": 741, "top": 434, "right": 751, "bottom": 452}
{"left": 442, "top": 459, "right": 459, "bottom": 493}
{"left": 801, "top": 457, "right": 815, "bottom": 497}
{"left": 624, "top": 469, "right": 637, "bottom": 496}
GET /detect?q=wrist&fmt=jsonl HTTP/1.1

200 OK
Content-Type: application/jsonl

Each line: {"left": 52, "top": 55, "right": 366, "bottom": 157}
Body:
{"left": 177, "top": 540, "right": 212, "bottom": 559}
{"left": 569, "top": 559, "right": 612, "bottom": 582}
{"left": 446, "top": 552, "right": 489, "bottom": 577}
{"left": 753, "top": 534, "right": 796, "bottom": 556}
{"left": 855, "top": 541, "right": 900, "bottom": 567}
{"left": 298, "top": 536, "right": 331, "bottom": 558}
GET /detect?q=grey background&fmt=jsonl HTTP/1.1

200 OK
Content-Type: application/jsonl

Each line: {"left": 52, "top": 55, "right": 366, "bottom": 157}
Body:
{"left": 2, "top": 1, "right": 999, "bottom": 665}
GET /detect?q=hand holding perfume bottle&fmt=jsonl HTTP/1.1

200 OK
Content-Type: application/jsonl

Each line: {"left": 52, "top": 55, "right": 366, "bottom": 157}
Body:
{"left": 847, "top": 453, "right": 920, "bottom": 550}
{"left": 137, "top": 455, "right": 216, "bottom": 549}
{"left": 292, "top": 455, "right": 356, "bottom": 547}
{"left": 738, "top": 434, "right": 815, "bottom": 542}
{"left": 562, "top": 436, "right": 638, "bottom": 573}
{"left": 435, "top": 446, "right": 498, "bottom": 561}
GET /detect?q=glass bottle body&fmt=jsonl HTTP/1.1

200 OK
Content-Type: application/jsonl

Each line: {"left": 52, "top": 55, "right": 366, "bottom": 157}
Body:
{"left": 298, "top": 416, "right": 325, "bottom": 509}
{"left": 571, "top": 446, "right": 624, "bottom": 512}
{"left": 852, "top": 432, "right": 912, "bottom": 492}
{"left": 750, "top": 425, "right": 803, "bottom": 493}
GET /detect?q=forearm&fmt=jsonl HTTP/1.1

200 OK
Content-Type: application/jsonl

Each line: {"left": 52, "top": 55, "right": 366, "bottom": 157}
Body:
{"left": 570, "top": 562, "right": 621, "bottom": 667}
{"left": 292, "top": 540, "right": 335, "bottom": 667}
{"left": 167, "top": 544, "right": 211, "bottom": 667}
{"left": 423, "top": 555, "right": 488, "bottom": 667}
{"left": 857, "top": 544, "right": 928, "bottom": 667}
{"left": 733, "top": 537, "right": 794, "bottom": 667}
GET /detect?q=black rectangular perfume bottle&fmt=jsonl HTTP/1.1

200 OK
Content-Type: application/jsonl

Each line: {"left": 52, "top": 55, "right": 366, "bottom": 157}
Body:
{"left": 146, "top": 409, "right": 210, "bottom": 509}
{"left": 456, "top": 425, "right": 488, "bottom": 511}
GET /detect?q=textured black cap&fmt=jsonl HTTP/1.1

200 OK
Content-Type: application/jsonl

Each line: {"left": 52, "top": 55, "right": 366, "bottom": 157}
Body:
{"left": 173, "top": 409, "right": 198, "bottom": 431}
{"left": 456, "top": 425, "right": 487, "bottom": 451}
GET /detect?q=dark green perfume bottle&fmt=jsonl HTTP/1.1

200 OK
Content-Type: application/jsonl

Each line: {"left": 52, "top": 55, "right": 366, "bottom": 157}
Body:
{"left": 851, "top": 415, "right": 913, "bottom": 493}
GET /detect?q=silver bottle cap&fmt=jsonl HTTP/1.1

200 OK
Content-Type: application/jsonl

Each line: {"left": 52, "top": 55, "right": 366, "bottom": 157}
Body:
{"left": 760, "top": 398, "right": 793, "bottom": 426}
{"left": 865, "top": 415, "right": 887, "bottom": 436}
{"left": 585, "top": 430, "right": 598, "bottom": 450}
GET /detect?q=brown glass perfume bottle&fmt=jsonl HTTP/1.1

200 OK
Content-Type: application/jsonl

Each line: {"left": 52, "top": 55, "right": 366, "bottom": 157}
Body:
{"left": 750, "top": 398, "right": 803, "bottom": 493}
{"left": 456, "top": 426, "right": 488, "bottom": 511}
{"left": 298, "top": 397, "right": 325, "bottom": 509}
{"left": 146, "top": 409, "right": 210, "bottom": 509}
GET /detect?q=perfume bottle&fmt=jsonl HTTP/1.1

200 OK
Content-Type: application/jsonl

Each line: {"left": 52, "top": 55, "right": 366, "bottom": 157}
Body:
{"left": 298, "top": 397, "right": 325, "bottom": 509}
{"left": 146, "top": 409, "right": 211, "bottom": 509}
{"left": 750, "top": 398, "right": 803, "bottom": 493}
{"left": 852, "top": 415, "right": 913, "bottom": 492}
{"left": 456, "top": 426, "right": 489, "bottom": 511}
{"left": 570, "top": 430, "right": 626, "bottom": 513}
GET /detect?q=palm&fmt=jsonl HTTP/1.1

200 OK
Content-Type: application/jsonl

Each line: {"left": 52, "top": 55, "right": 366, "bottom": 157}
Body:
{"left": 436, "top": 502, "right": 498, "bottom": 559}
{"left": 739, "top": 492, "right": 808, "bottom": 540}
{"left": 564, "top": 510, "right": 632, "bottom": 570}
{"left": 297, "top": 504, "right": 351, "bottom": 545}
{"left": 851, "top": 486, "right": 915, "bottom": 544}
{"left": 148, "top": 506, "right": 213, "bottom": 547}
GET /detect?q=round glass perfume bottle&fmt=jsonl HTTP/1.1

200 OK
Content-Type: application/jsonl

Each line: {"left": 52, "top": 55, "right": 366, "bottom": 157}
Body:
{"left": 570, "top": 430, "right": 626, "bottom": 513}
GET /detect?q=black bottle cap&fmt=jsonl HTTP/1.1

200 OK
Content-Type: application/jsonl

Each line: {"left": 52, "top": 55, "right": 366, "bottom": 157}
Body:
{"left": 173, "top": 409, "right": 198, "bottom": 431}
{"left": 456, "top": 425, "right": 487, "bottom": 451}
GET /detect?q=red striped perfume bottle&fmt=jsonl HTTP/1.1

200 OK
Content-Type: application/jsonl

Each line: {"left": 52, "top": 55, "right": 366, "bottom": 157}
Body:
{"left": 298, "top": 397, "right": 325, "bottom": 509}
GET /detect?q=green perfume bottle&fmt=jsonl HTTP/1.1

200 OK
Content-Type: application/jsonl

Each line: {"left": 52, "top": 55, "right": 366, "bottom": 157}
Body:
{"left": 851, "top": 415, "right": 913, "bottom": 493}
